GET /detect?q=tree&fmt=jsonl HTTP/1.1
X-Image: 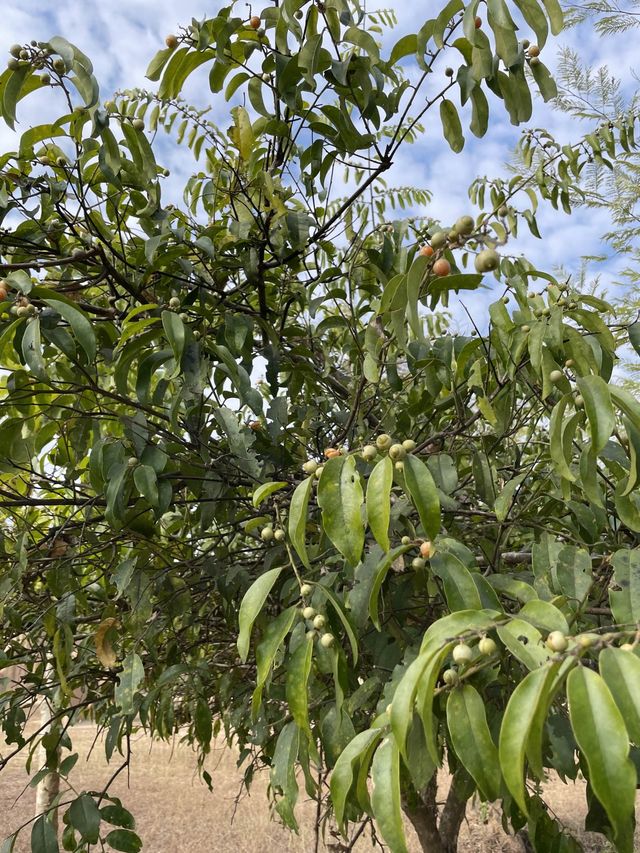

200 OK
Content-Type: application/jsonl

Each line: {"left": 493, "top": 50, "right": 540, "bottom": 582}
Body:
{"left": 1, "top": 2, "right": 640, "bottom": 852}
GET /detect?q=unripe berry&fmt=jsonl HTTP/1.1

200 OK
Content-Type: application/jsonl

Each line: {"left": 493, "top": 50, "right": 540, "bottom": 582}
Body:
{"left": 521, "top": 325, "right": 530, "bottom": 332}
{"left": 389, "top": 443, "right": 406, "bottom": 461}
{"left": 16, "top": 305, "right": 29, "bottom": 318}
{"left": 411, "top": 557, "right": 426, "bottom": 570}
{"left": 320, "top": 632, "right": 334, "bottom": 648}
{"left": 53, "top": 58, "right": 66, "bottom": 73}
{"left": 302, "top": 459, "right": 318, "bottom": 475}
{"left": 478, "top": 636, "right": 497, "bottom": 656}
{"left": 376, "top": 433, "right": 392, "bottom": 451}
{"left": 274, "top": 528, "right": 285, "bottom": 542}
{"left": 306, "top": 630, "right": 316, "bottom": 641}
{"left": 302, "top": 606, "right": 316, "bottom": 620}
{"left": 362, "top": 444, "right": 377, "bottom": 462}
{"left": 402, "top": 439, "right": 416, "bottom": 452}
{"left": 313, "top": 614, "right": 325, "bottom": 629}
{"left": 452, "top": 643, "right": 473, "bottom": 664}
{"left": 300, "top": 583, "right": 312, "bottom": 597}
{"left": 549, "top": 370, "right": 564, "bottom": 384}
{"left": 9, "top": 44, "right": 22, "bottom": 58}
{"left": 577, "top": 633, "right": 597, "bottom": 649}
{"left": 442, "top": 669, "right": 459, "bottom": 686}
{"left": 445, "top": 67, "right": 454, "bottom": 77}
{"left": 564, "top": 359, "right": 575, "bottom": 368}
{"left": 260, "top": 526, "right": 274, "bottom": 542}
{"left": 530, "top": 56, "right": 541, "bottom": 67}
{"left": 454, "top": 215, "right": 474, "bottom": 235}
{"left": 620, "top": 643, "right": 635, "bottom": 652}
{"left": 395, "top": 461, "right": 404, "bottom": 471}
{"left": 132, "top": 118, "right": 145, "bottom": 131}
{"left": 127, "top": 456, "right": 137, "bottom": 468}
{"left": 169, "top": 296, "right": 180, "bottom": 309}
{"left": 546, "top": 631, "right": 568, "bottom": 652}
{"left": 314, "top": 465, "right": 324, "bottom": 479}
{"left": 165, "top": 34, "right": 179, "bottom": 49}
{"left": 401, "top": 536, "right": 411, "bottom": 546}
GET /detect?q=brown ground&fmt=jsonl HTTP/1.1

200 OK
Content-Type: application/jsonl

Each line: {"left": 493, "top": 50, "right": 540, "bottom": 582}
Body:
{"left": 0, "top": 725, "right": 632, "bottom": 852}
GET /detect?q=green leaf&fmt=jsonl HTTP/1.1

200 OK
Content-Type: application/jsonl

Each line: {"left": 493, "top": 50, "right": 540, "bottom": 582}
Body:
{"left": 499, "top": 663, "right": 557, "bottom": 814}
{"left": 30, "top": 816, "right": 58, "bottom": 853}
{"left": 567, "top": 667, "right": 636, "bottom": 853}
{"left": 69, "top": 795, "right": 101, "bottom": 843}
{"left": 370, "top": 738, "right": 409, "bottom": 853}
{"left": 513, "top": 0, "right": 548, "bottom": 48}
{"left": 161, "top": 310, "right": 185, "bottom": 374}
{"left": 416, "top": 643, "right": 456, "bottom": 765}
{"left": 494, "top": 473, "right": 525, "bottom": 521}
{"left": 628, "top": 322, "right": 640, "bottom": 358}
{"left": 518, "top": 600, "right": 569, "bottom": 635}
{"left": 402, "top": 454, "right": 441, "bottom": 539}
{"left": 368, "top": 545, "right": 412, "bottom": 630}
{"left": 331, "top": 729, "right": 382, "bottom": 829}
{"left": 389, "top": 34, "right": 418, "bottom": 65}
{"left": 286, "top": 634, "right": 314, "bottom": 736}
{"left": 317, "top": 455, "right": 364, "bottom": 566}
{"left": 104, "top": 829, "right": 143, "bottom": 853}
{"left": 313, "top": 584, "right": 358, "bottom": 664}
{"left": 390, "top": 650, "right": 435, "bottom": 756}
{"left": 133, "top": 465, "right": 158, "bottom": 507}
{"left": 252, "top": 605, "right": 298, "bottom": 718}
{"left": 366, "top": 456, "right": 393, "bottom": 551}
{"left": 288, "top": 476, "right": 314, "bottom": 569}
{"left": 21, "top": 317, "right": 45, "bottom": 379}
{"left": 600, "top": 647, "right": 640, "bottom": 744}
{"left": 252, "top": 481, "right": 288, "bottom": 508}
{"left": 576, "top": 375, "right": 614, "bottom": 454}
{"left": 497, "top": 618, "right": 550, "bottom": 670}
{"left": 237, "top": 567, "right": 283, "bottom": 662}
{"left": 114, "top": 652, "right": 144, "bottom": 715}
{"left": 430, "top": 551, "right": 482, "bottom": 611}
{"left": 609, "top": 549, "right": 640, "bottom": 627}
{"left": 439, "top": 99, "right": 464, "bottom": 153}
{"left": 447, "top": 685, "right": 500, "bottom": 801}
{"left": 541, "top": 0, "right": 564, "bottom": 33}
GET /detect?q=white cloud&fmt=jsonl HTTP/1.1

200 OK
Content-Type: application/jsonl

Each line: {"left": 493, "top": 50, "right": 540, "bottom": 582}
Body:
{"left": 1, "top": 1, "right": 636, "bottom": 333}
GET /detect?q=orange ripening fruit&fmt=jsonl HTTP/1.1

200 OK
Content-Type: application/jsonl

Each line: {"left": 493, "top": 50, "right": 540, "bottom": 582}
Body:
{"left": 419, "top": 245, "right": 434, "bottom": 257}
{"left": 433, "top": 258, "right": 451, "bottom": 277}
{"left": 250, "top": 15, "right": 261, "bottom": 28}
{"left": 474, "top": 16, "right": 482, "bottom": 28}
{"left": 324, "top": 447, "right": 341, "bottom": 459}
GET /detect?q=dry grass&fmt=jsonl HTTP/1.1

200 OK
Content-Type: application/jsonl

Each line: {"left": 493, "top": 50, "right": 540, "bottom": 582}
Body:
{"left": 0, "top": 725, "right": 633, "bottom": 852}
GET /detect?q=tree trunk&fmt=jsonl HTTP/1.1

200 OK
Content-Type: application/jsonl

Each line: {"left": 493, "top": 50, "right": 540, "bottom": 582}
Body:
{"left": 403, "top": 770, "right": 472, "bottom": 853}
{"left": 35, "top": 671, "right": 61, "bottom": 832}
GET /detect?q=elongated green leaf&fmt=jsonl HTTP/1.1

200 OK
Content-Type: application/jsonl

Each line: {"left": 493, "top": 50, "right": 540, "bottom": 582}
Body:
{"left": 440, "top": 99, "right": 464, "bottom": 153}
{"left": 447, "top": 685, "right": 500, "bottom": 801}
{"left": 317, "top": 455, "right": 364, "bottom": 565}
{"left": 286, "top": 634, "right": 314, "bottom": 736}
{"left": 609, "top": 548, "right": 640, "bottom": 626}
{"left": 518, "top": 600, "right": 569, "bottom": 635}
{"left": 288, "top": 476, "right": 314, "bottom": 569}
{"left": 237, "top": 567, "right": 283, "bottom": 662}
{"left": 331, "top": 729, "right": 382, "bottom": 828}
{"left": 576, "top": 375, "right": 614, "bottom": 454}
{"left": 541, "top": 0, "right": 564, "bottom": 33}
{"left": 366, "top": 456, "right": 393, "bottom": 551}
{"left": 368, "top": 545, "right": 412, "bottom": 630}
{"left": 104, "top": 829, "right": 142, "bottom": 853}
{"left": 69, "top": 795, "right": 101, "bottom": 843}
{"left": 21, "top": 317, "right": 45, "bottom": 379}
{"left": 114, "top": 652, "right": 144, "bottom": 715}
{"left": 600, "top": 647, "right": 640, "bottom": 744}
{"left": 313, "top": 584, "right": 358, "bottom": 663}
{"left": 549, "top": 395, "right": 576, "bottom": 482}
{"left": 30, "top": 816, "right": 59, "bottom": 853}
{"left": 390, "top": 650, "right": 434, "bottom": 756}
{"left": 253, "top": 481, "right": 288, "bottom": 508}
{"left": 161, "top": 310, "right": 185, "bottom": 373}
{"left": 252, "top": 605, "right": 297, "bottom": 718}
{"left": 402, "top": 454, "right": 440, "bottom": 539}
{"left": 133, "top": 465, "right": 158, "bottom": 507}
{"left": 499, "top": 663, "right": 557, "bottom": 814}
{"left": 430, "top": 551, "right": 481, "bottom": 611}
{"left": 417, "top": 643, "right": 455, "bottom": 765}
{"left": 370, "top": 738, "right": 408, "bottom": 853}
{"left": 567, "top": 667, "right": 636, "bottom": 853}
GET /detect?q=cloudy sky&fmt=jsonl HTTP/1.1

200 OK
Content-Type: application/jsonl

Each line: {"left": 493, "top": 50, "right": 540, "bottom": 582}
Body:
{"left": 2, "top": 1, "right": 638, "bottom": 329}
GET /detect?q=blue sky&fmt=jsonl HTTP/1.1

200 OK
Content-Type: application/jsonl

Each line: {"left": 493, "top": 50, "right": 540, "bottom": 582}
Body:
{"left": 2, "top": 1, "right": 638, "bottom": 330}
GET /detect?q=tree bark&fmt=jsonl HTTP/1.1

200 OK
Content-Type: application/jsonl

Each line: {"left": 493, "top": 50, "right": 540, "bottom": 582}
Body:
{"left": 403, "top": 770, "right": 473, "bottom": 853}
{"left": 35, "top": 670, "right": 61, "bottom": 832}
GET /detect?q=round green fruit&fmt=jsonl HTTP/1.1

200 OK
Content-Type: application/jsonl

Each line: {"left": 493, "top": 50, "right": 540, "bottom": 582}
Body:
{"left": 388, "top": 443, "right": 406, "bottom": 461}
{"left": 402, "top": 439, "right": 416, "bottom": 452}
{"left": 474, "top": 248, "right": 500, "bottom": 273}
{"left": 302, "top": 606, "right": 316, "bottom": 620}
{"left": 273, "top": 528, "right": 285, "bottom": 542}
{"left": 132, "top": 118, "right": 145, "bottom": 131}
{"left": 320, "top": 633, "right": 335, "bottom": 648}
{"left": 549, "top": 370, "right": 564, "bottom": 384}
{"left": 478, "top": 637, "right": 497, "bottom": 655}
{"left": 442, "top": 669, "right": 459, "bottom": 686}
{"left": 429, "top": 230, "right": 448, "bottom": 250}
{"left": 452, "top": 643, "right": 473, "bottom": 664}
{"left": 375, "top": 433, "right": 392, "bottom": 451}
{"left": 454, "top": 215, "right": 474, "bottom": 235}
{"left": 411, "top": 557, "right": 426, "bottom": 570}
{"left": 260, "top": 526, "right": 274, "bottom": 542}
{"left": 361, "top": 444, "right": 377, "bottom": 462}
{"left": 546, "top": 631, "right": 568, "bottom": 652}
{"left": 302, "top": 459, "right": 319, "bottom": 475}
{"left": 313, "top": 614, "right": 325, "bottom": 629}
{"left": 300, "top": 583, "right": 312, "bottom": 597}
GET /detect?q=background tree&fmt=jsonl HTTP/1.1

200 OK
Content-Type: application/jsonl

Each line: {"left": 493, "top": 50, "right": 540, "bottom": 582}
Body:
{"left": 1, "top": 2, "right": 640, "bottom": 853}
